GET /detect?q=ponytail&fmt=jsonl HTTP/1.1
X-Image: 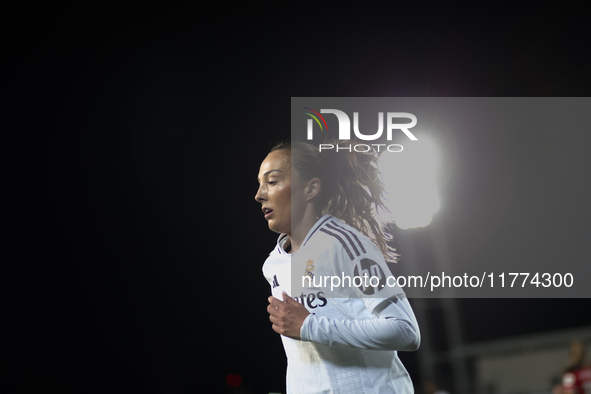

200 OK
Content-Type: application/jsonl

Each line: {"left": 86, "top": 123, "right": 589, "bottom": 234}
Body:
{"left": 271, "top": 140, "right": 399, "bottom": 263}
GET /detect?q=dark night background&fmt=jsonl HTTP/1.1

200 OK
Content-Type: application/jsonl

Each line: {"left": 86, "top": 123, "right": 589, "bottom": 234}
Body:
{"left": 4, "top": 3, "right": 590, "bottom": 394}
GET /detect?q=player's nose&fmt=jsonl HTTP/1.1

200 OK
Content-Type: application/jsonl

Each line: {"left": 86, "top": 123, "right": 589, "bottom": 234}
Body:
{"left": 255, "top": 185, "right": 266, "bottom": 202}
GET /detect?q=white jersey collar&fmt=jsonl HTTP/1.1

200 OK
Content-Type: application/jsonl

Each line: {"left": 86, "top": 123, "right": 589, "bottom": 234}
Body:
{"left": 276, "top": 215, "right": 335, "bottom": 254}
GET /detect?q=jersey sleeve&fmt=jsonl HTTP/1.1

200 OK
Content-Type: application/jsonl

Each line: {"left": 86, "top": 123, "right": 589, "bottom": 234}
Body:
{"left": 322, "top": 220, "right": 405, "bottom": 313}
{"left": 300, "top": 296, "right": 420, "bottom": 351}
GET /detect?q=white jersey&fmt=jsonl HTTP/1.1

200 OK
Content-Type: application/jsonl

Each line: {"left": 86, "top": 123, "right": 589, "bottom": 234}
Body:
{"left": 262, "top": 215, "right": 417, "bottom": 394}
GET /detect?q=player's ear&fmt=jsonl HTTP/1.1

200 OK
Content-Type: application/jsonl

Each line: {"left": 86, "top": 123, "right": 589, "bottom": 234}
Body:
{"left": 305, "top": 178, "right": 321, "bottom": 202}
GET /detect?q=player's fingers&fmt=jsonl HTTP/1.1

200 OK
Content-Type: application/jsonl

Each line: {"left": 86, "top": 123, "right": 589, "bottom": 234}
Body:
{"left": 282, "top": 291, "right": 295, "bottom": 304}
{"left": 269, "top": 314, "right": 284, "bottom": 326}
{"left": 269, "top": 296, "right": 285, "bottom": 310}
{"left": 268, "top": 302, "right": 286, "bottom": 318}
{"left": 267, "top": 303, "right": 278, "bottom": 316}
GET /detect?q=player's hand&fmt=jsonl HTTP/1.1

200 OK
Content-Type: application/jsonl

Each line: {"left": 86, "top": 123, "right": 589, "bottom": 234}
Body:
{"left": 267, "top": 291, "right": 310, "bottom": 340}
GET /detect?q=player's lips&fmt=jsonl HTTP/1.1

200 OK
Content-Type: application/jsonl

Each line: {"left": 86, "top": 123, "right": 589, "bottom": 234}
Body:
{"left": 262, "top": 207, "right": 274, "bottom": 218}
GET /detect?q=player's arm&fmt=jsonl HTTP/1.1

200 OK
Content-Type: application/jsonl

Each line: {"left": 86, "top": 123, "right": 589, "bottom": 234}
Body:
{"left": 300, "top": 296, "right": 420, "bottom": 351}
{"left": 298, "top": 235, "right": 420, "bottom": 351}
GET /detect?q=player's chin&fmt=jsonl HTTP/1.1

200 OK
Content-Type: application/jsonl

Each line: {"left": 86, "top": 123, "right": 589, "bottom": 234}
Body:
{"left": 266, "top": 219, "right": 278, "bottom": 232}
{"left": 268, "top": 219, "right": 287, "bottom": 234}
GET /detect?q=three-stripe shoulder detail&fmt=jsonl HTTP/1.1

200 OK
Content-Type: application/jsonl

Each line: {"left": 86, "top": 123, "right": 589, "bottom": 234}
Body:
{"left": 303, "top": 216, "right": 333, "bottom": 247}
{"left": 318, "top": 220, "right": 367, "bottom": 261}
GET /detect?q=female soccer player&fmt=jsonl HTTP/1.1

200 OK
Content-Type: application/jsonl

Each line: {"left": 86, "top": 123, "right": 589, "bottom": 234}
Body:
{"left": 255, "top": 140, "right": 421, "bottom": 394}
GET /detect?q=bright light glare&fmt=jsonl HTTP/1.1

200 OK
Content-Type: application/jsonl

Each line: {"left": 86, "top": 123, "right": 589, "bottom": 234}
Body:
{"left": 378, "top": 138, "right": 440, "bottom": 229}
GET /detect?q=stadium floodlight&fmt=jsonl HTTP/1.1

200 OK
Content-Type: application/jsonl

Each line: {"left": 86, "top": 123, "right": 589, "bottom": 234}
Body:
{"left": 378, "top": 137, "right": 440, "bottom": 229}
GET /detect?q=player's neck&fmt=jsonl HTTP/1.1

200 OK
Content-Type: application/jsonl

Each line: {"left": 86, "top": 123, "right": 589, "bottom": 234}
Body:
{"left": 288, "top": 210, "right": 320, "bottom": 254}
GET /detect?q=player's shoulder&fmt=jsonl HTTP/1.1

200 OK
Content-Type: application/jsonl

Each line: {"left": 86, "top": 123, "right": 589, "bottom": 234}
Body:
{"left": 306, "top": 216, "right": 381, "bottom": 262}
{"left": 578, "top": 365, "right": 591, "bottom": 380}
{"left": 264, "top": 233, "right": 290, "bottom": 260}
